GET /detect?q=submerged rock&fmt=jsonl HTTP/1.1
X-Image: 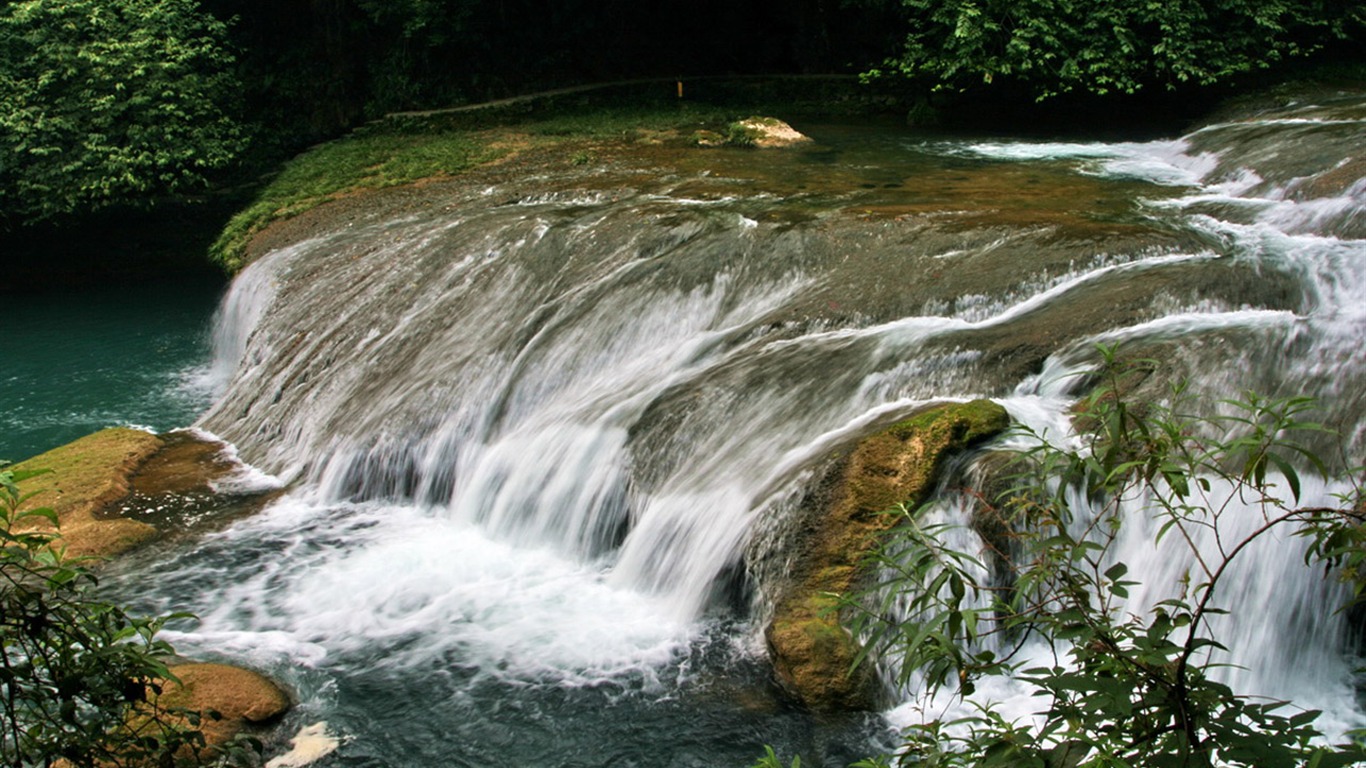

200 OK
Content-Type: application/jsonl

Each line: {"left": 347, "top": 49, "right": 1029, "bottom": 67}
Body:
{"left": 765, "top": 399, "right": 1010, "bottom": 711}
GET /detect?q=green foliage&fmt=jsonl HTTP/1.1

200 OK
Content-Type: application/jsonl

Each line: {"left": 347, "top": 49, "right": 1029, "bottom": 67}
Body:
{"left": 863, "top": 0, "right": 1366, "bottom": 99}
{"left": 0, "top": 0, "right": 246, "bottom": 224}
{"left": 0, "top": 461, "right": 235, "bottom": 767}
{"left": 724, "top": 121, "right": 763, "bottom": 148}
{"left": 844, "top": 348, "right": 1366, "bottom": 767}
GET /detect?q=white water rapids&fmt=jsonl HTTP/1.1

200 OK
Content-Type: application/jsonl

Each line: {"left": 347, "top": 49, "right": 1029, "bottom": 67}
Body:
{"left": 109, "top": 93, "right": 1366, "bottom": 766}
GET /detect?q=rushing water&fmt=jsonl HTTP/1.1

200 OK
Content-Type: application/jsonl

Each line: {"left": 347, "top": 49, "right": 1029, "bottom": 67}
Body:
{"left": 85, "top": 92, "right": 1366, "bottom": 766}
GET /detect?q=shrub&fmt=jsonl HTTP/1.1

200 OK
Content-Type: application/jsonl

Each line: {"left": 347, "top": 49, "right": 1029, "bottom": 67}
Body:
{"left": 862, "top": 0, "right": 1364, "bottom": 100}
{"left": 833, "top": 350, "right": 1366, "bottom": 766}
{"left": 0, "top": 461, "right": 240, "bottom": 767}
{"left": 0, "top": 0, "right": 245, "bottom": 224}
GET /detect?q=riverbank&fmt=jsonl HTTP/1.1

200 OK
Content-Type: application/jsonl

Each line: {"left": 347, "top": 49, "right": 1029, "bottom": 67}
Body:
{"left": 210, "top": 66, "right": 1366, "bottom": 274}
{"left": 209, "top": 77, "right": 904, "bottom": 272}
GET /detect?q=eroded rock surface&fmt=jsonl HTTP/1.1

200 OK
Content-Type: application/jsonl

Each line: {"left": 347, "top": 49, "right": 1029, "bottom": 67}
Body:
{"left": 14, "top": 428, "right": 277, "bottom": 558}
{"left": 155, "top": 663, "right": 292, "bottom": 748}
{"left": 765, "top": 399, "right": 1010, "bottom": 711}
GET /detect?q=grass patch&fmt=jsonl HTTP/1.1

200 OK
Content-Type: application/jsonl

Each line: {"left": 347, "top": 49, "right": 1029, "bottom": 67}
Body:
{"left": 208, "top": 85, "right": 888, "bottom": 273}
{"left": 210, "top": 129, "right": 502, "bottom": 272}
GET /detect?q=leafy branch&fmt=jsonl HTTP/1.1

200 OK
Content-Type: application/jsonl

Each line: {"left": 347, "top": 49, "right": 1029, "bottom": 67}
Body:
{"left": 1, "top": 461, "right": 258, "bottom": 768}
{"left": 834, "top": 349, "right": 1366, "bottom": 767}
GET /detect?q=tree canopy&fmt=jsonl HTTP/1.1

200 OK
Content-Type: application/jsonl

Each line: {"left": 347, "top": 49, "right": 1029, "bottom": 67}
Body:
{"left": 864, "top": 0, "right": 1365, "bottom": 99}
{"left": 0, "top": 0, "right": 245, "bottom": 224}
{"left": 0, "top": 0, "right": 1361, "bottom": 234}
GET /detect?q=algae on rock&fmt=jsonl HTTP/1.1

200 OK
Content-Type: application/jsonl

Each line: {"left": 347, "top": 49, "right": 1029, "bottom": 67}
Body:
{"left": 765, "top": 399, "right": 1010, "bottom": 711}
{"left": 11, "top": 427, "right": 273, "bottom": 559}
{"left": 11, "top": 427, "right": 165, "bottom": 558}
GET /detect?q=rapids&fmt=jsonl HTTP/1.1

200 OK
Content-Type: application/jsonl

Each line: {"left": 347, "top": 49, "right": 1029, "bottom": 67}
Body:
{"left": 107, "top": 91, "right": 1366, "bottom": 766}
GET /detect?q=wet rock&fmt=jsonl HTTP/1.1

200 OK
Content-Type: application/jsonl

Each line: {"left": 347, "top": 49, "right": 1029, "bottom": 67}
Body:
{"left": 13, "top": 428, "right": 280, "bottom": 558}
{"left": 153, "top": 663, "right": 291, "bottom": 748}
{"left": 12, "top": 428, "right": 165, "bottom": 558}
{"left": 765, "top": 399, "right": 1010, "bottom": 711}
{"left": 266, "top": 722, "right": 341, "bottom": 768}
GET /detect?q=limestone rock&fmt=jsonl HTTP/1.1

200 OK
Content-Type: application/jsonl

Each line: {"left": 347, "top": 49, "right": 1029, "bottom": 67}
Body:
{"left": 12, "top": 428, "right": 164, "bottom": 558}
{"left": 736, "top": 117, "right": 812, "bottom": 148}
{"left": 12, "top": 428, "right": 275, "bottom": 559}
{"left": 266, "top": 722, "right": 341, "bottom": 768}
{"left": 157, "top": 663, "right": 291, "bottom": 748}
{"left": 765, "top": 399, "right": 1010, "bottom": 711}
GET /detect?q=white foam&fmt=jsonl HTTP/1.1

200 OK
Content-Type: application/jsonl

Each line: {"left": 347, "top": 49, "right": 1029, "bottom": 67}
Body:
{"left": 265, "top": 722, "right": 340, "bottom": 768}
{"left": 164, "top": 498, "right": 696, "bottom": 688}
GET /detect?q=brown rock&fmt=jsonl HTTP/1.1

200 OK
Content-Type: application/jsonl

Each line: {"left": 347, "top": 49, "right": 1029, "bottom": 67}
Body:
{"left": 12, "top": 428, "right": 164, "bottom": 558}
{"left": 155, "top": 663, "right": 291, "bottom": 748}
{"left": 12, "top": 428, "right": 273, "bottom": 560}
{"left": 736, "top": 117, "right": 812, "bottom": 148}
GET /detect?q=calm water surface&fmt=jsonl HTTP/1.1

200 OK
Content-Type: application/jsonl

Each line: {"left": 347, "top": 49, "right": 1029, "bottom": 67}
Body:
{"left": 0, "top": 275, "right": 225, "bottom": 462}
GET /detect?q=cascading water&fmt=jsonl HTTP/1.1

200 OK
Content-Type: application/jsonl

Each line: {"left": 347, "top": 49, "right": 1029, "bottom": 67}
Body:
{"left": 106, "top": 92, "right": 1366, "bottom": 766}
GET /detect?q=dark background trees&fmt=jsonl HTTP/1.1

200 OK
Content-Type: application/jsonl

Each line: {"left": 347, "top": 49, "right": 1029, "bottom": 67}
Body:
{"left": 1, "top": 0, "right": 1361, "bottom": 283}
{"left": 0, "top": 0, "right": 244, "bottom": 223}
{"left": 202, "top": 0, "right": 905, "bottom": 142}
{"left": 860, "top": 0, "right": 1366, "bottom": 101}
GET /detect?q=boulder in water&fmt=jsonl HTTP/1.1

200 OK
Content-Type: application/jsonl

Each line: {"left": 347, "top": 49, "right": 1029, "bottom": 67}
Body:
{"left": 765, "top": 399, "right": 1010, "bottom": 711}
{"left": 732, "top": 117, "right": 813, "bottom": 148}
{"left": 151, "top": 663, "right": 291, "bottom": 748}
{"left": 11, "top": 428, "right": 165, "bottom": 558}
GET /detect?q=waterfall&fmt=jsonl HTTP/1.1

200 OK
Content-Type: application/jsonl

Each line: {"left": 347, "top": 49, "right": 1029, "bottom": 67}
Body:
{"left": 153, "top": 93, "right": 1366, "bottom": 763}
{"left": 887, "top": 96, "right": 1366, "bottom": 742}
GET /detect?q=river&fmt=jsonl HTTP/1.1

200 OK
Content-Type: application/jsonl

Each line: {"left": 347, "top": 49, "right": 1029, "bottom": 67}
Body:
{"left": 14, "top": 90, "right": 1366, "bottom": 766}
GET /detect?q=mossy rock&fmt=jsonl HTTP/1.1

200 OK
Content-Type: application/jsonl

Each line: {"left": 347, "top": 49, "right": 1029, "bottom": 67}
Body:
{"left": 12, "top": 428, "right": 165, "bottom": 559}
{"left": 765, "top": 399, "right": 1010, "bottom": 711}
{"left": 729, "top": 116, "right": 812, "bottom": 148}
{"left": 11, "top": 428, "right": 268, "bottom": 559}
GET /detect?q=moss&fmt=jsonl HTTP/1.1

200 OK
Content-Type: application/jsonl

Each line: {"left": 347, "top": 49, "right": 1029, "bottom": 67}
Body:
{"left": 10, "top": 428, "right": 259, "bottom": 560}
{"left": 210, "top": 130, "right": 505, "bottom": 272}
{"left": 723, "top": 121, "right": 763, "bottom": 147}
{"left": 765, "top": 399, "right": 1010, "bottom": 711}
{"left": 211, "top": 102, "right": 782, "bottom": 272}
{"left": 13, "top": 428, "right": 164, "bottom": 559}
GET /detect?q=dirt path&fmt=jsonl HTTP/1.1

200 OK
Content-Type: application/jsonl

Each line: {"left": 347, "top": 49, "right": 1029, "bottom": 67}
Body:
{"left": 379, "top": 74, "right": 855, "bottom": 120}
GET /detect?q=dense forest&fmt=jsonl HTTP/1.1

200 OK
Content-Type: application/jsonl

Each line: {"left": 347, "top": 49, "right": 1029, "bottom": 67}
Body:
{"left": 1, "top": 0, "right": 1363, "bottom": 279}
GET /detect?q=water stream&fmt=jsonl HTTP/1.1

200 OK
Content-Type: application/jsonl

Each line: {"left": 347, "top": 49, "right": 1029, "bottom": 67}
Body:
{"left": 91, "top": 92, "right": 1366, "bottom": 766}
